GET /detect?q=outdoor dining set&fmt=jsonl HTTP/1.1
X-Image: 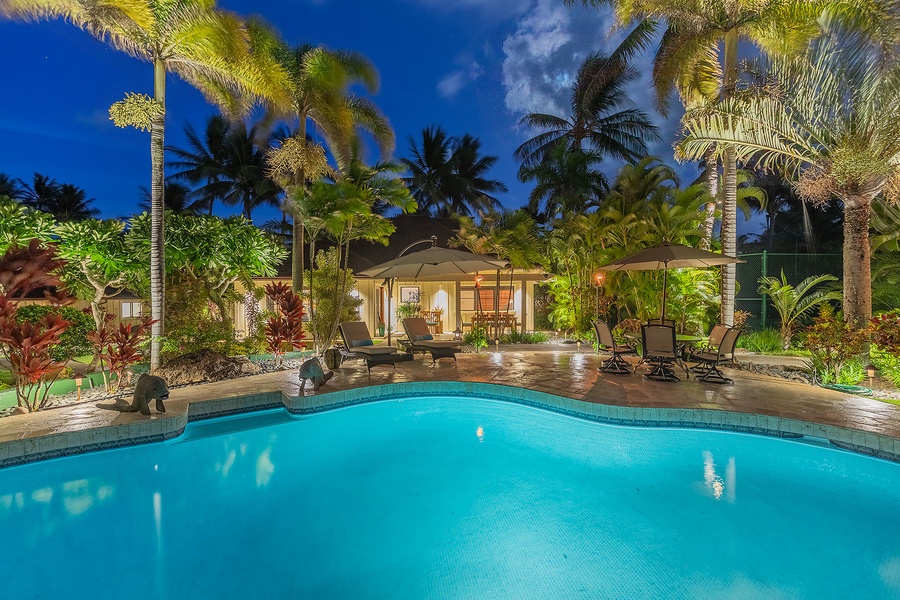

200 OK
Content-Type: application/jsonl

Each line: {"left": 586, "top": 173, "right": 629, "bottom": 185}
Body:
{"left": 593, "top": 320, "right": 742, "bottom": 384}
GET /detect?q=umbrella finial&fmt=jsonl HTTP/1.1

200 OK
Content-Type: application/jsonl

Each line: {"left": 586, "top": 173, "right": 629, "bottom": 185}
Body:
{"left": 430, "top": 235, "right": 438, "bottom": 247}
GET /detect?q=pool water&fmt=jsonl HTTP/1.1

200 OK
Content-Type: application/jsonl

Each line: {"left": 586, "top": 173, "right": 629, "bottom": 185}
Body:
{"left": 2, "top": 396, "right": 900, "bottom": 599}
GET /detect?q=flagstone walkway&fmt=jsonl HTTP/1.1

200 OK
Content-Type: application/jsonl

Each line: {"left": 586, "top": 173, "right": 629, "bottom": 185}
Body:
{"left": 2, "top": 350, "right": 899, "bottom": 468}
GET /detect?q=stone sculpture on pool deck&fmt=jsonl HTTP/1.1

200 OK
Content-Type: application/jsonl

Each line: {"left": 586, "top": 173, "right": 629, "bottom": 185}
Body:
{"left": 98, "top": 374, "right": 170, "bottom": 415}
{"left": 298, "top": 357, "right": 334, "bottom": 391}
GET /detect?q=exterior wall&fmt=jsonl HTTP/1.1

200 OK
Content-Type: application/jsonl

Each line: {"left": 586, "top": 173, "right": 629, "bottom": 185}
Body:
{"left": 14, "top": 297, "right": 146, "bottom": 327}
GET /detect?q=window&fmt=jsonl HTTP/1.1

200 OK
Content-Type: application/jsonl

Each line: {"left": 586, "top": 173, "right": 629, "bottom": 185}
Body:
{"left": 460, "top": 286, "right": 513, "bottom": 312}
{"left": 121, "top": 301, "right": 143, "bottom": 318}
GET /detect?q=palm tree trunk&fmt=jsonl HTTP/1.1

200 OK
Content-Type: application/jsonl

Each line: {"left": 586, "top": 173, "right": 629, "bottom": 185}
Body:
{"left": 149, "top": 58, "right": 167, "bottom": 372}
{"left": 292, "top": 119, "right": 308, "bottom": 295}
{"left": 843, "top": 195, "right": 872, "bottom": 327}
{"left": 720, "top": 29, "right": 739, "bottom": 327}
{"left": 701, "top": 151, "right": 718, "bottom": 250}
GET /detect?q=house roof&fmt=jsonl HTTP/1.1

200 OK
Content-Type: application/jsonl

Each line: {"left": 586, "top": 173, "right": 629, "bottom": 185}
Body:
{"left": 273, "top": 214, "right": 462, "bottom": 278}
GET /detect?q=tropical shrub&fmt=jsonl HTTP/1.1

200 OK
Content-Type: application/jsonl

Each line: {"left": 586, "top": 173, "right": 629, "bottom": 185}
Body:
{"left": 802, "top": 306, "right": 867, "bottom": 385}
{"left": 396, "top": 302, "right": 421, "bottom": 320}
{"left": 15, "top": 305, "right": 94, "bottom": 360}
{"left": 161, "top": 279, "right": 236, "bottom": 357}
{"left": 87, "top": 313, "right": 154, "bottom": 392}
{"left": 500, "top": 331, "right": 549, "bottom": 344}
{"left": 263, "top": 282, "right": 306, "bottom": 365}
{"left": 0, "top": 241, "right": 73, "bottom": 411}
{"left": 305, "top": 248, "right": 362, "bottom": 352}
{"left": 868, "top": 311, "right": 900, "bottom": 355}
{"left": 870, "top": 347, "right": 900, "bottom": 387}
{"left": 739, "top": 328, "right": 783, "bottom": 353}
{"left": 463, "top": 326, "right": 488, "bottom": 350}
{"left": 757, "top": 271, "right": 841, "bottom": 349}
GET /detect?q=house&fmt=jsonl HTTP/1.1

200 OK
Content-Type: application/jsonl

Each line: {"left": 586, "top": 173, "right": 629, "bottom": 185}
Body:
{"left": 233, "top": 214, "right": 547, "bottom": 341}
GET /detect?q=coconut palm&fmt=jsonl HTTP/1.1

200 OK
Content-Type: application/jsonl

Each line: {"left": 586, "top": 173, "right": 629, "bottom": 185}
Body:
{"left": 518, "top": 145, "right": 608, "bottom": 222}
{"left": 454, "top": 209, "right": 541, "bottom": 335}
{"left": 40, "top": 183, "right": 100, "bottom": 221}
{"left": 679, "top": 30, "right": 900, "bottom": 326}
{"left": 402, "top": 126, "right": 507, "bottom": 217}
{"left": 514, "top": 22, "right": 658, "bottom": 169}
{"left": 139, "top": 183, "right": 199, "bottom": 215}
{"left": 568, "top": 0, "right": 878, "bottom": 326}
{"left": 263, "top": 41, "right": 393, "bottom": 294}
{"left": 1, "top": 0, "right": 290, "bottom": 369}
{"left": 0, "top": 173, "right": 25, "bottom": 199}
{"left": 169, "top": 117, "right": 280, "bottom": 222}
{"left": 17, "top": 173, "right": 61, "bottom": 211}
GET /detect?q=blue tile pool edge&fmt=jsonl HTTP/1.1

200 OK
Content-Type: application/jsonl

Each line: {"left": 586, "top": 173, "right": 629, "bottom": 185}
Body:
{"left": 1, "top": 381, "right": 898, "bottom": 469}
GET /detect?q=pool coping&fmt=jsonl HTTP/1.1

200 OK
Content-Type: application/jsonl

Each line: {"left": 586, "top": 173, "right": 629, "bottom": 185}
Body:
{"left": 1, "top": 380, "right": 898, "bottom": 469}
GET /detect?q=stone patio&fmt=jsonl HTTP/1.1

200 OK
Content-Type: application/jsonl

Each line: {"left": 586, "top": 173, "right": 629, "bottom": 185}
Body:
{"left": 2, "top": 350, "right": 900, "bottom": 468}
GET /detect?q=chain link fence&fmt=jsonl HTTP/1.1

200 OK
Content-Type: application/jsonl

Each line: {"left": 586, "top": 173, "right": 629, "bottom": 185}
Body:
{"left": 736, "top": 252, "right": 842, "bottom": 330}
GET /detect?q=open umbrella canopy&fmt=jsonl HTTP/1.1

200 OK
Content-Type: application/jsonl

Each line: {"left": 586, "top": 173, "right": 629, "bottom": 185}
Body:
{"left": 597, "top": 242, "right": 743, "bottom": 272}
{"left": 596, "top": 243, "right": 744, "bottom": 323}
{"left": 358, "top": 246, "right": 510, "bottom": 279}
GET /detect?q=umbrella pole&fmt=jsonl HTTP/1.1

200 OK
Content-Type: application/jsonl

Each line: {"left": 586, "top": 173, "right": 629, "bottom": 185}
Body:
{"left": 661, "top": 265, "right": 669, "bottom": 322}
{"left": 387, "top": 278, "right": 394, "bottom": 346}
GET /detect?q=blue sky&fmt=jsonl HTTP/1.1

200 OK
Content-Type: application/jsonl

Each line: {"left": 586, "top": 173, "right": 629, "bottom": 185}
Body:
{"left": 0, "top": 0, "right": 712, "bottom": 227}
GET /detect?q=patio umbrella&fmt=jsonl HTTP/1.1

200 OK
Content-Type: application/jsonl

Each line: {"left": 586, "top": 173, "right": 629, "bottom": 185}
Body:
{"left": 358, "top": 240, "right": 509, "bottom": 344}
{"left": 596, "top": 242, "right": 744, "bottom": 321}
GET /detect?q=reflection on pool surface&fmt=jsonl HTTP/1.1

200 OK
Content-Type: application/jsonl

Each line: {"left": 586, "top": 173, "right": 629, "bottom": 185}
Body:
{"left": 2, "top": 396, "right": 900, "bottom": 599}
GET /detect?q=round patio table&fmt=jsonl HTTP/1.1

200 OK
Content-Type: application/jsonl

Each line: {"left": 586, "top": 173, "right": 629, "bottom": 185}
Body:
{"left": 623, "top": 332, "right": 706, "bottom": 376}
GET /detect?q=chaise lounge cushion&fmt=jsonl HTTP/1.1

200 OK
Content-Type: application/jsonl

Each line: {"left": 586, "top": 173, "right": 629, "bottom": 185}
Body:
{"left": 351, "top": 345, "right": 398, "bottom": 355}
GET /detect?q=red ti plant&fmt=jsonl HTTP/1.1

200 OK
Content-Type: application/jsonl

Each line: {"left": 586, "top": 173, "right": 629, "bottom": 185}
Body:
{"left": 0, "top": 241, "right": 73, "bottom": 412}
{"left": 87, "top": 313, "right": 155, "bottom": 392}
{"left": 264, "top": 282, "right": 306, "bottom": 365}
{"left": 869, "top": 310, "right": 900, "bottom": 355}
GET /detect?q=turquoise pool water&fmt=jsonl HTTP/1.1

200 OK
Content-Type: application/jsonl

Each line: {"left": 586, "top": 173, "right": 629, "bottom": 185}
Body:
{"left": 2, "top": 396, "right": 900, "bottom": 599}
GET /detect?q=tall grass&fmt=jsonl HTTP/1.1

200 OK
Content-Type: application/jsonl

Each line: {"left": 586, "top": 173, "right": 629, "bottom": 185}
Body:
{"left": 739, "top": 328, "right": 783, "bottom": 353}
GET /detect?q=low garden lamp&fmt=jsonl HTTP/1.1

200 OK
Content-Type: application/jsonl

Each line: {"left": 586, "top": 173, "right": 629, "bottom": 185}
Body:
{"left": 867, "top": 364, "right": 877, "bottom": 384}
{"left": 74, "top": 374, "right": 83, "bottom": 402}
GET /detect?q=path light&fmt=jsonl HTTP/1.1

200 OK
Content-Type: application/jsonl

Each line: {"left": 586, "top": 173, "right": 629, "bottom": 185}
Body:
{"left": 453, "top": 328, "right": 462, "bottom": 342}
{"left": 576, "top": 340, "right": 581, "bottom": 354}
{"left": 867, "top": 364, "right": 877, "bottom": 385}
{"left": 74, "top": 374, "right": 83, "bottom": 402}
{"left": 494, "top": 338, "right": 500, "bottom": 352}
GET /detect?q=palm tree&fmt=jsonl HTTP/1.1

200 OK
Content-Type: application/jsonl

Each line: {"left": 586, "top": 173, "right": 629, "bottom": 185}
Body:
{"left": 518, "top": 145, "right": 608, "bottom": 221}
{"left": 402, "top": 126, "right": 507, "bottom": 216}
{"left": 0, "top": 173, "right": 25, "bottom": 199}
{"left": 514, "top": 23, "right": 658, "bottom": 169}
{"left": 757, "top": 272, "right": 842, "bottom": 348}
{"left": 454, "top": 209, "right": 541, "bottom": 336}
{"left": 168, "top": 116, "right": 280, "bottom": 221}
{"left": 679, "top": 31, "right": 900, "bottom": 326}
{"left": 263, "top": 41, "right": 394, "bottom": 295}
{"left": 41, "top": 183, "right": 100, "bottom": 221}
{"left": 166, "top": 116, "right": 231, "bottom": 215}
{"left": 2, "top": 1, "right": 290, "bottom": 370}
{"left": 139, "top": 183, "right": 199, "bottom": 215}
{"left": 17, "top": 173, "right": 61, "bottom": 211}
{"left": 568, "top": 0, "right": 875, "bottom": 326}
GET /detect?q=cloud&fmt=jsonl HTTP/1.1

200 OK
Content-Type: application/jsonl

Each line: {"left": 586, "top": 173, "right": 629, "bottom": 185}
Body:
{"left": 437, "top": 61, "right": 483, "bottom": 98}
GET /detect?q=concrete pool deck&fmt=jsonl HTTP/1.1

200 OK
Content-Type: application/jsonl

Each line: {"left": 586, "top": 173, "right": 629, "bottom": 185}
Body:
{"left": 1, "top": 350, "right": 900, "bottom": 468}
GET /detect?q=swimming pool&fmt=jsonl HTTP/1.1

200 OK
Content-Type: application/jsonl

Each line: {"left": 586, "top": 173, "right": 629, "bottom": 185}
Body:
{"left": 2, "top": 395, "right": 899, "bottom": 599}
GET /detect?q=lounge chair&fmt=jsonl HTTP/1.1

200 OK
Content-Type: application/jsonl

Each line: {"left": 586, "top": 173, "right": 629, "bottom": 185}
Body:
{"left": 641, "top": 324, "right": 681, "bottom": 382}
{"left": 593, "top": 320, "right": 635, "bottom": 374}
{"left": 401, "top": 317, "right": 461, "bottom": 363}
{"left": 692, "top": 326, "right": 741, "bottom": 384}
{"left": 338, "top": 321, "right": 404, "bottom": 372}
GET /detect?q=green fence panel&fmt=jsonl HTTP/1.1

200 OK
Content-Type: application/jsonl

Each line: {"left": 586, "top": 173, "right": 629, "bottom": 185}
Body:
{"left": 736, "top": 251, "right": 842, "bottom": 330}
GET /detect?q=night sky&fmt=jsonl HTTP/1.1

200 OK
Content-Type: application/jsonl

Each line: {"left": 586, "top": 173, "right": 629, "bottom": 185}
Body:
{"left": 1, "top": 0, "right": 750, "bottom": 230}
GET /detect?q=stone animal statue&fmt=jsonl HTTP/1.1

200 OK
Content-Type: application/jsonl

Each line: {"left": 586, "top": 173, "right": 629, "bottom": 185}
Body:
{"left": 98, "top": 374, "right": 170, "bottom": 415}
{"left": 298, "top": 357, "right": 334, "bottom": 391}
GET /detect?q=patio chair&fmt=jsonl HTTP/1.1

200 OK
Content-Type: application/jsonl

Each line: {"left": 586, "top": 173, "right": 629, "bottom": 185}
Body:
{"left": 692, "top": 326, "right": 741, "bottom": 384}
{"left": 593, "top": 320, "right": 635, "bottom": 374}
{"left": 641, "top": 324, "right": 681, "bottom": 382}
{"left": 338, "top": 322, "right": 404, "bottom": 372}
{"left": 647, "top": 318, "right": 676, "bottom": 327}
{"left": 689, "top": 323, "right": 730, "bottom": 370}
{"left": 401, "top": 317, "right": 461, "bottom": 363}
